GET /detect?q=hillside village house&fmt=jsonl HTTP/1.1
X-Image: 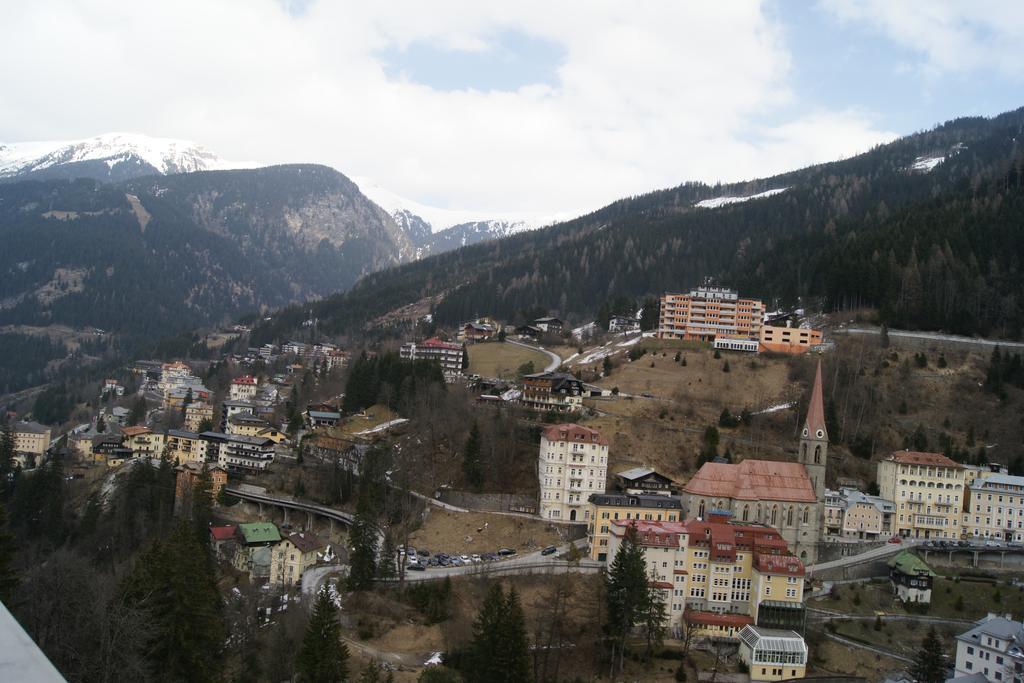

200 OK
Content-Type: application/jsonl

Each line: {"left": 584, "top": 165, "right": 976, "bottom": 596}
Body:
{"left": 202, "top": 431, "right": 275, "bottom": 472}
{"left": 521, "top": 372, "right": 584, "bottom": 413}
{"left": 229, "top": 375, "right": 259, "bottom": 401}
{"left": 533, "top": 317, "right": 563, "bottom": 333}
{"left": 220, "top": 399, "right": 274, "bottom": 431}
{"left": 13, "top": 421, "right": 51, "bottom": 456}
{"left": 963, "top": 473, "right": 1024, "bottom": 542}
{"left": 657, "top": 286, "right": 765, "bottom": 343}
{"left": 305, "top": 408, "right": 342, "bottom": 429}
{"left": 121, "top": 426, "right": 165, "bottom": 458}
{"left": 684, "top": 361, "right": 830, "bottom": 563}
{"left": 608, "top": 315, "right": 641, "bottom": 333}
{"left": 953, "top": 614, "right": 1024, "bottom": 683}
{"left": 102, "top": 378, "right": 125, "bottom": 397}
{"left": 587, "top": 467, "right": 683, "bottom": 561}
{"left": 877, "top": 450, "right": 967, "bottom": 540}
{"left": 270, "top": 531, "right": 326, "bottom": 586}
{"left": 165, "top": 429, "right": 208, "bottom": 463}
{"left": 461, "top": 321, "right": 497, "bottom": 342}
{"left": 605, "top": 512, "right": 806, "bottom": 640}
{"left": 174, "top": 461, "right": 228, "bottom": 514}
{"left": 184, "top": 401, "right": 214, "bottom": 432}
{"left": 399, "top": 337, "right": 466, "bottom": 377}
{"left": 759, "top": 325, "right": 824, "bottom": 355}
{"left": 158, "top": 361, "right": 193, "bottom": 392}
{"left": 888, "top": 549, "right": 935, "bottom": 604}
{"left": 823, "top": 488, "right": 895, "bottom": 540}
{"left": 232, "top": 522, "right": 282, "bottom": 581}
{"left": 538, "top": 423, "right": 609, "bottom": 522}
{"left": 325, "top": 350, "right": 349, "bottom": 371}
{"left": 226, "top": 411, "right": 271, "bottom": 437}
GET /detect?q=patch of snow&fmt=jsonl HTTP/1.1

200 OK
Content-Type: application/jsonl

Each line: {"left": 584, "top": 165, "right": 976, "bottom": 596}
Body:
{"left": 563, "top": 352, "right": 580, "bottom": 363}
{"left": 424, "top": 652, "right": 444, "bottom": 667}
{"left": 354, "top": 175, "right": 571, "bottom": 235}
{"left": 0, "top": 132, "right": 258, "bottom": 177}
{"left": 695, "top": 187, "right": 787, "bottom": 209}
{"left": 911, "top": 155, "right": 944, "bottom": 172}
{"left": 353, "top": 418, "right": 408, "bottom": 436}
{"left": 753, "top": 401, "right": 795, "bottom": 415}
{"left": 616, "top": 336, "right": 642, "bottom": 347}
{"left": 572, "top": 321, "right": 598, "bottom": 339}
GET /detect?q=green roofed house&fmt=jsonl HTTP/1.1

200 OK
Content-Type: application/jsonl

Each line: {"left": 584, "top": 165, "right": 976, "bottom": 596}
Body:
{"left": 233, "top": 522, "right": 282, "bottom": 582}
{"left": 888, "top": 550, "right": 936, "bottom": 604}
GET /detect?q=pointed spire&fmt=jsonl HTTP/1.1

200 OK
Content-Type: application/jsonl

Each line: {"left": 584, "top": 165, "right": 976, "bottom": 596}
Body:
{"left": 804, "top": 358, "right": 828, "bottom": 440}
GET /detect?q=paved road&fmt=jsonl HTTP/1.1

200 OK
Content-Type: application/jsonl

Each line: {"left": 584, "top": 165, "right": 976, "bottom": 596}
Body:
{"left": 302, "top": 564, "right": 348, "bottom": 597}
{"left": 808, "top": 540, "right": 921, "bottom": 574}
{"left": 840, "top": 326, "right": 1024, "bottom": 350}
{"left": 507, "top": 339, "right": 562, "bottom": 372}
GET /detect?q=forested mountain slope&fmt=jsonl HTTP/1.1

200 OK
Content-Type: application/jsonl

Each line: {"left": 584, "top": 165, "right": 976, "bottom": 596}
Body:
{"left": 0, "top": 165, "right": 410, "bottom": 337}
{"left": 252, "top": 107, "right": 1024, "bottom": 344}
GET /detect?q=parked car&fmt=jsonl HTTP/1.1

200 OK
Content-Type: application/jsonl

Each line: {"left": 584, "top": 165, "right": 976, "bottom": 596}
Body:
{"left": 541, "top": 546, "right": 557, "bottom": 556}
{"left": 985, "top": 540, "right": 1003, "bottom": 548}
{"left": 888, "top": 535, "right": 902, "bottom": 544}
{"left": 406, "top": 564, "right": 426, "bottom": 572}
{"left": 498, "top": 547, "right": 517, "bottom": 556}
{"left": 471, "top": 554, "right": 482, "bottom": 563}
{"left": 417, "top": 549, "right": 430, "bottom": 557}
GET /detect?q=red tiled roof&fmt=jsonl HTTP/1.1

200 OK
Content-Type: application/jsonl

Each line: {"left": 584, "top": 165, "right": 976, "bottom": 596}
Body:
{"left": 121, "top": 426, "right": 151, "bottom": 437}
{"left": 542, "top": 423, "right": 608, "bottom": 446}
{"left": 649, "top": 581, "right": 673, "bottom": 590}
{"left": 684, "top": 611, "right": 753, "bottom": 627}
{"left": 610, "top": 520, "right": 686, "bottom": 547}
{"left": 804, "top": 359, "right": 828, "bottom": 439}
{"left": 421, "top": 337, "right": 463, "bottom": 351}
{"left": 884, "top": 451, "right": 962, "bottom": 468}
{"left": 754, "top": 553, "right": 805, "bottom": 576}
{"left": 684, "top": 459, "right": 817, "bottom": 503}
{"left": 209, "top": 525, "right": 237, "bottom": 541}
{"left": 232, "top": 375, "right": 257, "bottom": 385}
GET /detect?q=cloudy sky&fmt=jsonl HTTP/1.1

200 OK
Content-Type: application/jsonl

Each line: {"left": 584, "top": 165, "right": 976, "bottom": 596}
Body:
{"left": 2, "top": 1, "right": 1023, "bottom": 218}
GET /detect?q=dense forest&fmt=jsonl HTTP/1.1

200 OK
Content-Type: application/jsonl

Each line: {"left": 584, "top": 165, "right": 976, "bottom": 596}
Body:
{"left": 252, "top": 107, "right": 1024, "bottom": 344}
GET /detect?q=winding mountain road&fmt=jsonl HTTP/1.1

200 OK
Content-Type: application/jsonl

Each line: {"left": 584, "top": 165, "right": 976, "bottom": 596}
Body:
{"left": 507, "top": 339, "right": 562, "bottom": 372}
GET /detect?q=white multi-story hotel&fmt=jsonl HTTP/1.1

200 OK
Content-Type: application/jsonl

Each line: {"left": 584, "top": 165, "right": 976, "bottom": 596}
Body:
{"left": 953, "top": 613, "right": 1024, "bottom": 683}
{"left": 877, "top": 450, "right": 966, "bottom": 540}
{"left": 538, "top": 423, "right": 608, "bottom": 522}
{"left": 964, "top": 473, "right": 1024, "bottom": 542}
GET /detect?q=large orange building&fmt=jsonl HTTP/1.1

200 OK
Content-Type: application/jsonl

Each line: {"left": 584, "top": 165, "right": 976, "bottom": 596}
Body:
{"left": 759, "top": 326, "right": 823, "bottom": 355}
{"left": 658, "top": 287, "right": 765, "bottom": 342}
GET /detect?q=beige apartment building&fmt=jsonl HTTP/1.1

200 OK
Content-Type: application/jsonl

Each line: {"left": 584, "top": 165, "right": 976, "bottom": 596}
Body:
{"left": 605, "top": 512, "right": 806, "bottom": 640}
{"left": 877, "top": 451, "right": 965, "bottom": 539}
{"left": 270, "top": 531, "right": 325, "bottom": 586}
{"left": 823, "top": 488, "right": 894, "bottom": 540}
{"left": 759, "top": 326, "right": 823, "bottom": 355}
{"left": 121, "top": 426, "right": 166, "bottom": 458}
{"left": 963, "top": 473, "right": 1024, "bottom": 542}
{"left": 13, "top": 421, "right": 51, "bottom": 455}
{"left": 538, "top": 423, "right": 609, "bottom": 522}
{"left": 184, "top": 402, "right": 214, "bottom": 432}
{"left": 165, "top": 429, "right": 208, "bottom": 464}
{"left": 657, "top": 286, "right": 765, "bottom": 342}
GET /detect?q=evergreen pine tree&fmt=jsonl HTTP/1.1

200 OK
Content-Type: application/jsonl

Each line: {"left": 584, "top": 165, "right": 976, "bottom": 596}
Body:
{"left": 297, "top": 587, "right": 349, "bottom": 683}
{"left": 96, "top": 415, "right": 106, "bottom": 434}
{"left": 346, "top": 507, "right": 378, "bottom": 592}
{"left": 192, "top": 465, "right": 214, "bottom": 537}
{"left": 606, "top": 523, "right": 650, "bottom": 672}
{"left": 120, "top": 522, "right": 225, "bottom": 682}
{"left": 359, "top": 661, "right": 382, "bottom": 683}
{"left": 465, "top": 583, "right": 532, "bottom": 683}
{"left": 911, "top": 626, "right": 946, "bottom": 683}
{"left": 128, "top": 396, "right": 147, "bottom": 426}
{"left": 462, "top": 422, "right": 484, "bottom": 491}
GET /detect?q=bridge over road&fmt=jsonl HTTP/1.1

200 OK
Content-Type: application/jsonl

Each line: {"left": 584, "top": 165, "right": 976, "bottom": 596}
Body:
{"left": 224, "top": 485, "right": 354, "bottom": 534}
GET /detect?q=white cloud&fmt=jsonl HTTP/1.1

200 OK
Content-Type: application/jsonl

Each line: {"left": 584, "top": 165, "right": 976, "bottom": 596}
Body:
{"left": 0, "top": 1, "right": 899, "bottom": 215}
{"left": 820, "top": 0, "right": 1024, "bottom": 79}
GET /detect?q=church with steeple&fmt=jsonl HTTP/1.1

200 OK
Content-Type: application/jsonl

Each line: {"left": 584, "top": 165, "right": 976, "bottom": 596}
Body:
{"left": 682, "top": 359, "right": 830, "bottom": 564}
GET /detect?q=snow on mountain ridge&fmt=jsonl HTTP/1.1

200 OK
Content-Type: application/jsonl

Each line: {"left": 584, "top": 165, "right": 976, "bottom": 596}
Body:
{"left": 0, "top": 132, "right": 257, "bottom": 177}
{"left": 694, "top": 187, "right": 788, "bottom": 209}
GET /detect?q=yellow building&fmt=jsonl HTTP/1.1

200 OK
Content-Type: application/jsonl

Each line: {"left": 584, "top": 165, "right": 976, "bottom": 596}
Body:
{"left": 587, "top": 468, "right": 683, "bottom": 562}
{"left": 13, "top": 421, "right": 51, "bottom": 456}
{"left": 758, "top": 326, "right": 823, "bottom": 355}
{"left": 270, "top": 531, "right": 325, "bottom": 586}
{"left": 605, "top": 511, "right": 806, "bottom": 639}
{"left": 256, "top": 427, "right": 288, "bottom": 444}
{"left": 184, "top": 402, "right": 214, "bottom": 432}
{"left": 877, "top": 451, "right": 965, "bottom": 539}
{"left": 226, "top": 412, "right": 271, "bottom": 438}
{"left": 122, "top": 426, "right": 166, "bottom": 458}
{"left": 165, "top": 429, "right": 208, "bottom": 463}
{"left": 738, "top": 625, "right": 807, "bottom": 682}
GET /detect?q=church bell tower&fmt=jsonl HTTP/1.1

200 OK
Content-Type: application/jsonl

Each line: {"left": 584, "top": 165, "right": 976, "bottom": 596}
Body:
{"left": 800, "top": 358, "right": 829, "bottom": 500}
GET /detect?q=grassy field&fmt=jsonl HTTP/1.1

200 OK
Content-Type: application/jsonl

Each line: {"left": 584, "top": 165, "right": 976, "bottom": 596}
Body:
{"left": 409, "top": 508, "right": 564, "bottom": 555}
{"left": 466, "top": 341, "right": 548, "bottom": 379}
{"left": 811, "top": 638, "right": 906, "bottom": 680}
{"left": 829, "top": 618, "right": 961, "bottom": 661}
{"left": 811, "top": 576, "right": 1024, "bottom": 621}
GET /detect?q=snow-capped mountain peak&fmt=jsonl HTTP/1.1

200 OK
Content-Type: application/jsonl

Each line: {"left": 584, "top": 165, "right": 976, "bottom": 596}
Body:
{"left": 0, "top": 132, "right": 257, "bottom": 178}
